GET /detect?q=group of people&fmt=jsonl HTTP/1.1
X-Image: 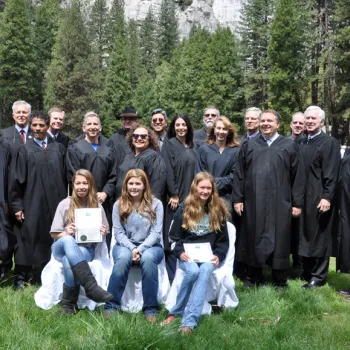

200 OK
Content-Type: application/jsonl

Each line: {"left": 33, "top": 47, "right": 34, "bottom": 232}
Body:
{"left": 0, "top": 99, "right": 350, "bottom": 332}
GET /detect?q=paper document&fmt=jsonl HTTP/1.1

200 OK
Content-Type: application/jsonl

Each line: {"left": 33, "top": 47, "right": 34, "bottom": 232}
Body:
{"left": 183, "top": 242, "right": 213, "bottom": 263}
{"left": 75, "top": 208, "right": 102, "bottom": 243}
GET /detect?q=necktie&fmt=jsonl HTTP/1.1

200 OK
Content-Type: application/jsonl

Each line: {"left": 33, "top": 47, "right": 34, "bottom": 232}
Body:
{"left": 42, "top": 141, "right": 46, "bottom": 150}
{"left": 19, "top": 130, "right": 25, "bottom": 143}
{"left": 266, "top": 139, "right": 272, "bottom": 146}
{"left": 307, "top": 136, "right": 311, "bottom": 144}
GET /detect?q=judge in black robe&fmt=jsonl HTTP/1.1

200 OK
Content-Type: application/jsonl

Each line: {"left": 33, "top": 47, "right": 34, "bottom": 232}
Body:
{"left": 233, "top": 111, "right": 304, "bottom": 287}
{"left": 193, "top": 106, "right": 219, "bottom": 149}
{"left": 115, "top": 125, "right": 166, "bottom": 200}
{"left": 66, "top": 113, "right": 117, "bottom": 248}
{"left": 336, "top": 153, "right": 350, "bottom": 273}
{"left": 195, "top": 116, "right": 240, "bottom": 209}
{"left": 9, "top": 111, "right": 67, "bottom": 288}
{"left": 0, "top": 140, "right": 12, "bottom": 276}
{"left": 298, "top": 107, "right": 340, "bottom": 287}
{"left": 47, "top": 108, "right": 70, "bottom": 148}
{"left": 161, "top": 115, "right": 196, "bottom": 280}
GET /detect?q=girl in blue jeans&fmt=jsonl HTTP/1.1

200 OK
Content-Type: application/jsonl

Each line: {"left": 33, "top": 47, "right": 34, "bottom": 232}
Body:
{"left": 50, "top": 169, "right": 112, "bottom": 314}
{"left": 162, "top": 172, "right": 229, "bottom": 333}
{"left": 104, "top": 169, "right": 164, "bottom": 322}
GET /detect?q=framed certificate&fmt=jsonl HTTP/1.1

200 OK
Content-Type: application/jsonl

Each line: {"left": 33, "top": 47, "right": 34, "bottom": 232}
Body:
{"left": 75, "top": 208, "right": 102, "bottom": 243}
{"left": 183, "top": 242, "right": 213, "bottom": 263}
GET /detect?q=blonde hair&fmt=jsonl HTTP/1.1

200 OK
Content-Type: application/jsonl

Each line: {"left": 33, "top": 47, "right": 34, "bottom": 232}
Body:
{"left": 118, "top": 169, "right": 156, "bottom": 223}
{"left": 182, "top": 172, "right": 228, "bottom": 231}
{"left": 207, "top": 116, "right": 239, "bottom": 147}
{"left": 66, "top": 169, "right": 99, "bottom": 225}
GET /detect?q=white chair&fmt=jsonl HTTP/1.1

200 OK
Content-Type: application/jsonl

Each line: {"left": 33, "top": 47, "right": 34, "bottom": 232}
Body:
{"left": 109, "top": 231, "right": 170, "bottom": 313}
{"left": 165, "top": 222, "right": 239, "bottom": 314}
{"left": 34, "top": 238, "right": 113, "bottom": 311}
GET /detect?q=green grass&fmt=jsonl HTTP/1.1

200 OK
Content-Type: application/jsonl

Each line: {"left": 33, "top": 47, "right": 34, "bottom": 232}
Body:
{"left": 1, "top": 262, "right": 350, "bottom": 349}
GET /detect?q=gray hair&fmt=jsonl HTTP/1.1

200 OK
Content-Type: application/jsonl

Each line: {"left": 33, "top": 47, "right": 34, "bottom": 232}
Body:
{"left": 245, "top": 107, "right": 262, "bottom": 118}
{"left": 203, "top": 106, "right": 220, "bottom": 117}
{"left": 12, "top": 100, "right": 31, "bottom": 114}
{"left": 304, "top": 106, "right": 325, "bottom": 121}
{"left": 291, "top": 111, "right": 305, "bottom": 121}
{"left": 83, "top": 111, "right": 101, "bottom": 125}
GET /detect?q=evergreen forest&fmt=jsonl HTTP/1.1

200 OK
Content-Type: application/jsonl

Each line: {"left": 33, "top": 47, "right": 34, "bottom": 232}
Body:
{"left": 0, "top": 0, "right": 349, "bottom": 142}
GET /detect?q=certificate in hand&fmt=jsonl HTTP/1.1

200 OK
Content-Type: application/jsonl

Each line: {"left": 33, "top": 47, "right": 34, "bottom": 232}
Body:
{"left": 75, "top": 208, "right": 102, "bottom": 243}
{"left": 183, "top": 242, "right": 213, "bottom": 263}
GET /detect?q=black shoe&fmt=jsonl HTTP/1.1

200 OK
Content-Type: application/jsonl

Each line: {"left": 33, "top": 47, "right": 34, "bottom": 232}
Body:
{"left": 302, "top": 280, "right": 325, "bottom": 289}
{"left": 0, "top": 267, "right": 9, "bottom": 280}
{"left": 336, "top": 289, "right": 350, "bottom": 296}
{"left": 14, "top": 279, "right": 25, "bottom": 290}
{"left": 57, "top": 284, "right": 80, "bottom": 315}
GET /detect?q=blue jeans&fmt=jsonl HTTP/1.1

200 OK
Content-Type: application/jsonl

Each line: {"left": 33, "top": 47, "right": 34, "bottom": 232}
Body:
{"left": 52, "top": 236, "right": 95, "bottom": 287}
{"left": 104, "top": 245, "right": 164, "bottom": 316}
{"left": 169, "top": 261, "right": 215, "bottom": 329}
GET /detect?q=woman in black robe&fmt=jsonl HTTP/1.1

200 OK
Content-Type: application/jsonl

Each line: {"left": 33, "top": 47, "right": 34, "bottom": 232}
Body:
{"left": 195, "top": 116, "right": 240, "bottom": 210}
{"left": 161, "top": 115, "right": 196, "bottom": 280}
{"left": 115, "top": 125, "right": 166, "bottom": 201}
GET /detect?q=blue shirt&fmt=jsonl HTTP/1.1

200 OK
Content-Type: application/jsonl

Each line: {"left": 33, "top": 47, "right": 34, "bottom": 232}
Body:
{"left": 34, "top": 136, "right": 48, "bottom": 148}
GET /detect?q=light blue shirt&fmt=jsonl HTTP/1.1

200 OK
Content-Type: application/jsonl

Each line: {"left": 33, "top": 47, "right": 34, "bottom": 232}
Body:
{"left": 15, "top": 124, "right": 29, "bottom": 141}
{"left": 308, "top": 130, "right": 321, "bottom": 140}
{"left": 34, "top": 137, "right": 48, "bottom": 148}
{"left": 264, "top": 132, "right": 279, "bottom": 146}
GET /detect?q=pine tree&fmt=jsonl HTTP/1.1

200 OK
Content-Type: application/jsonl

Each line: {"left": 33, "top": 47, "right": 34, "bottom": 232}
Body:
{"left": 157, "top": 0, "right": 179, "bottom": 62}
{"left": 140, "top": 8, "right": 158, "bottom": 76}
{"left": 33, "top": 0, "right": 62, "bottom": 109}
{"left": 101, "top": 2, "right": 132, "bottom": 137}
{"left": 268, "top": 0, "right": 309, "bottom": 133}
{"left": 106, "top": 0, "right": 125, "bottom": 52}
{"left": 238, "top": 0, "right": 276, "bottom": 109}
{"left": 0, "top": 0, "right": 37, "bottom": 128}
{"left": 44, "top": 0, "right": 99, "bottom": 136}
{"left": 127, "top": 19, "right": 142, "bottom": 90}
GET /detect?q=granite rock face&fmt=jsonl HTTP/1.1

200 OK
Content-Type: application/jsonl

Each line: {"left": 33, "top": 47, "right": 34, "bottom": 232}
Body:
{"left": 122, "top": 0, "right": 245, "bottom": 39}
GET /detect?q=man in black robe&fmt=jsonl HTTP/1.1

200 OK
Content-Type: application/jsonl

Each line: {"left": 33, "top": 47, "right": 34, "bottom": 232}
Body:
{"left": 109, "top": 107, "right": 141, "bottom": 165}
{"left": 298, "top": 106, "right": 340, "bottom": 288}
{"left": 9, "top": 111, "right": 67, "bottom": 289}
{"left": 150, "top": 108, "right": 168, "bottom": 151}
{"left": 0, "top": 100, "right": 32, "bottom": 279}
{"left": 66, "top": 112, "right": 117, "bottom": 246}
{"left": 233, "top": 110, "right": 304, "bottom": 288}
{"left": 288, "top": 112, "right": 306, "bottom": 143}
{"left": 47, "top": 107, "right": 70, "bottom": 148}
{"left": 193, "top": 106, "right": 219, "bottom": 149}
{"left": 238, "top": 107, "right": 261, "bottom": 143}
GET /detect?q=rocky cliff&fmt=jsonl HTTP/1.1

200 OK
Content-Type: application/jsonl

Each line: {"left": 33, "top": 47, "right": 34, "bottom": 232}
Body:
{"left": 123, "top": 0, "right": 245, "bottom": 38}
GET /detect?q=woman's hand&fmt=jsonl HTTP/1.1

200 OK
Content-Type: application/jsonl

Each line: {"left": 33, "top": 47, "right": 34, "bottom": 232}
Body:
{"left": 211, "top": 254, "right": 220, "bottom": 268}
{"left": 180, "top": 252, "right": 191, "bottom": 262}
{"left": 65, "top": 223, "right": 76, "bottom": 236}
{"left": 132, "top": 248, "right": 141, "bottom": 264}
{"left": 100, "top": 224, "right": 108, "bottom": 236}
{"left": 168, "top": 196, "right": 179, "bottom": 211}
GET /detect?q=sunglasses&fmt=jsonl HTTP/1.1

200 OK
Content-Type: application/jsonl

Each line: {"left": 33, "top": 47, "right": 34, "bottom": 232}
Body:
{"left": 204, "top": 114, "right": 217, "bottom": 117}
{"left": 152, "top": 118, "right": 165, "bottom": 123}
{"left": 132, "top": 133, "right": 148, "bottom": 140}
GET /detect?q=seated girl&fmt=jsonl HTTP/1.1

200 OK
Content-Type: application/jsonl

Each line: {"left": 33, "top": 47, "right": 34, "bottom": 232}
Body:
{"left": 104, "top": 169, "right": 164, "bottom": 322}
{"left": 162, "top": 171, "right": 229, "bottom": 333}
{"left": 50, "top": 169, "right": 112, "bottom": 314}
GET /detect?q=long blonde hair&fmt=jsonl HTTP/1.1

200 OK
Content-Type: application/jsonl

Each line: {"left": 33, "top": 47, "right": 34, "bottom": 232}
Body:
{"left": 118, "top": 169, "right": 156, "bottom": 223}
{"left": 207, "top": 116, "right": 240, "bottom": 147}
{"left": 66, "top": 169, "right": 99, "bottom": 225}
{"left": 182, "top": 172, "right": 228, "bottom": 231}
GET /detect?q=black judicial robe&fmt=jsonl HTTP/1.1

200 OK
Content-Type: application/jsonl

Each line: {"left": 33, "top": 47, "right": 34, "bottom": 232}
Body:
{"left": 0, "top": 141, "right": 11, "bottom": 261}
{"left": 193, "top": 127, "right": 208, "bottom": 149}
{"left": 9, "top": 139, "right": 67, "bottom": 265}
{"left": 298, "top": 132, "right": 340, "bottom": 258}
{"left": 66, "top": 136, "right": 117, "bottom": 201}
{"left": 232, "top": 135, "right": 304, "bottom": 270}
{"left": 109, "top": 129, "right": 131, "bottom": 165}
{"left": 161, "top": 138, "right": 197, "bottom": 249}
{"left": 0, "top": 126, "right": 33, "bottom": 150}
{"left": 336, "top": 153, "right": 350, "bottom": 272}
{"left": 196, "top": 143, "right": 239, "bottom": 205}
{"left": 55, "top": 131, "right": 70, "bottom": 149}
{"left": 116, "top": 147, "right": 166, "bottom": 200}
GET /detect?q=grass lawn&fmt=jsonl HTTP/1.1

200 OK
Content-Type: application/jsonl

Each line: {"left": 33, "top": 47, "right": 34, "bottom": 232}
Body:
{"left": 1, "top": 260, "right": 350, "bottom": 350}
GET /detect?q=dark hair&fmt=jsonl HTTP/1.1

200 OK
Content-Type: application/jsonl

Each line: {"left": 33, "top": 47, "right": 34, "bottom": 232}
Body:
{"left": 167, "top": 114, "right": 194, "bottom": 148}
{"left": 126, "top": 124, "right": 159, "bottom": 152}
{"left": 30, "top": 110, "right": 49, "bottom": 126}
{"left": 260, "top": 110, "right": 280, "bottom": 123}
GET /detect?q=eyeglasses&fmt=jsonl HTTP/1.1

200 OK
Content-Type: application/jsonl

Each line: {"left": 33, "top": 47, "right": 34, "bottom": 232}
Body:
{"left": 132, "top": 134, "right": 148, "bottom": 140}
{"left": 152, "top": 118, "right": 165, "bottom": 123}
{"left": 204, "top": 114, "right": 217, "bottom": 117}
